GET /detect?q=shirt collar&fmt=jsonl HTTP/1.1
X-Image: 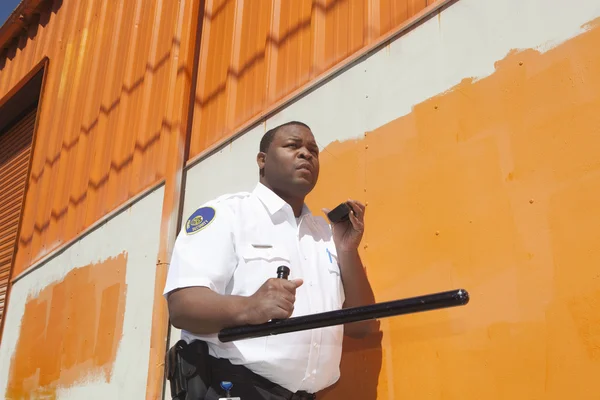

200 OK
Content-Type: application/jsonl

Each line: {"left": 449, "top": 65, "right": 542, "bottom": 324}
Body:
{"left": 253, "top": 182, "right": 311, "bottom": 217}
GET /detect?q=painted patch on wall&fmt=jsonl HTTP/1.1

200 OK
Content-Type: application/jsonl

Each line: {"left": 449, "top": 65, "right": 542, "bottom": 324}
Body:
{"left": 5, "top": 252, "right": 128, "bottom": 399}
{"left": 309, "top": 17, "right": 600, "bottom": 400}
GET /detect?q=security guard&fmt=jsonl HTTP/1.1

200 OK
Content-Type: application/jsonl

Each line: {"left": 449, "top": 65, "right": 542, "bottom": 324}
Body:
{"left": 164, "top": 121, "right": 376, "bottom": 399}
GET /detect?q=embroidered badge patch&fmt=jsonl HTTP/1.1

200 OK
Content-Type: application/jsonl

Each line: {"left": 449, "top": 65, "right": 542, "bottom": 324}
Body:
{"left": 185, "top": 206, "right": 216, "bottom": 235}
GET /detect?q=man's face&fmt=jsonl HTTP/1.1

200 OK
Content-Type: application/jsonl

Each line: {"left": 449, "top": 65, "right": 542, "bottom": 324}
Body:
{"left": 258, "top": 124, "right": 320, "bottom": 198}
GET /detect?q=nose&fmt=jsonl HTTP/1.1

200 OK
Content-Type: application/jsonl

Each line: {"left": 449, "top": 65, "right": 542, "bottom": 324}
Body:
{"left": 298, "top": 147, "right": 312, "bottom": 160}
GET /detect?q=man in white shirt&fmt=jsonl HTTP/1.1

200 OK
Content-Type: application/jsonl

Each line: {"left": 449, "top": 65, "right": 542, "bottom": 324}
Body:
{"left": 164, "top": 121, "right": 376, "bottom": 399}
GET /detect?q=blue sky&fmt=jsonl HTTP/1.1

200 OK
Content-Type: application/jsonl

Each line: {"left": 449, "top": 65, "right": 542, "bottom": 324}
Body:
{"left": 0, "top": 0, "right": 22, "bottom": 27}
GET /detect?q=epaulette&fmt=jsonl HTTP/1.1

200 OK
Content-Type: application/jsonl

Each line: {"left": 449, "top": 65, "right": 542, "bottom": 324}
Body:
{"left": 213, "top": 191, "right": 252, "bottom": 204}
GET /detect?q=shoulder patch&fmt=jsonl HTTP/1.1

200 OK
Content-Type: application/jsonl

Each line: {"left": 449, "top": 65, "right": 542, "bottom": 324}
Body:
{"left": 185, "top": 206, "right": 216, "bottom": 235}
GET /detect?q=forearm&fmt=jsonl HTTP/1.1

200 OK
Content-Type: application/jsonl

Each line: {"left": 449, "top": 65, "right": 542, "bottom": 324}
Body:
{"left": 167, "top": 287, "right": 249, "bottom": 334}
{"left": 338, "top": 249, "right": 374, "bottom": 308}
{"left": 337, "top": 249, "right": 378, "bottom": 337}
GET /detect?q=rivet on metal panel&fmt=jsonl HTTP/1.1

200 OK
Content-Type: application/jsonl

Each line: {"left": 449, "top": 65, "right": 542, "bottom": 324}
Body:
{"left": 434, "top": 105, "right": 439, "bottom": 110}
{"left": 365, "top": 145, "right": 369, "bottom": 149}
{"left": 529, "top": 199, "right": 534, "bottom": 204}
{"left": 519, "top": 62, "right": 524, "bottom": 66}
{"left": 435, "top": 231, "right": 440, "bottom": 236}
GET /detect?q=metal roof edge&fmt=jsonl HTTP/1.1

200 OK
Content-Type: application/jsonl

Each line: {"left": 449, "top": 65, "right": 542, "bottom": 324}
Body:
{"left": 0, "top": 0, "right": 49, "bottom": 51}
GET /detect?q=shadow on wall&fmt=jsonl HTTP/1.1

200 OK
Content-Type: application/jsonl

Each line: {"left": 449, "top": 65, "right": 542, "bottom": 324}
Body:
{"left": 189, "top": 0, "right": 443, "bottom": 156}
{"left": 319, "top": 328, "right": 383, "bottom": 400}
{"left": 0, "top": 0, "right": 63, "bottom": 68}
{"left": 308, "top": 15, "right": 600, "bottom": 399}
{"left": 2, "top": 0, "right": 189, "bottom": 274}
{"left": 193, "top": 0, "right": 349, "bottom": 109}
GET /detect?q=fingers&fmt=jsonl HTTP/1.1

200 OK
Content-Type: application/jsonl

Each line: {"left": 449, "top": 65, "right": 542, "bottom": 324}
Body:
{"left": 274, "top": 303, "right": 294, "bottom": 319}
{"left": 276, "top": 296, "right": 295, "bottom": 316}
{"left": 275, "top": 280, "right": 300, "bottom": 318}
{"left": 345, "top": 199, "right": 365, "bottom": 231}
{"left": 259, "top": 280, "right": 297, "bottom": 320}
{"left": 251, "top": 277, "right": 304, "bottom": 323}
{"left": 277, "top": 278, "right": 303, "bottom": 301}
{"left": 290, "top": 278, "right": 303, "bottom": 288}
{"left": 265, "top": 298, "right": 294, "bottom": 320}
{"left": 348, "top": 207, "right": 361, "bottom": 230}
{"left": 346, "top": 199, "right": 365, "bottom": 216}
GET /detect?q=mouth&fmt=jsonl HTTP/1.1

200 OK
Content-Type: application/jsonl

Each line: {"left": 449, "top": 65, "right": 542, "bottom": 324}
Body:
{"left": 296, "top": 163, "right": 312, "bottom": 173}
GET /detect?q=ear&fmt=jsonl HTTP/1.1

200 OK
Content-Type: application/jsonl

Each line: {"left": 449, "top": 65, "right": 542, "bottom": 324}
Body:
{"left": 257, "top": 152, "right": 266, "bottom": 170}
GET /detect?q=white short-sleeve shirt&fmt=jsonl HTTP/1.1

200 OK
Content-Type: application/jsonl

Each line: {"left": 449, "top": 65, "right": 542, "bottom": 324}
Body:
{"left": 163, "top": 183, "right": 345, "bottom": 393}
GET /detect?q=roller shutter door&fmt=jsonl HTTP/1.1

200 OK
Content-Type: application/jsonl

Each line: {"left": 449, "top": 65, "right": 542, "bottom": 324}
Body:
{"left": 0, "top": 107, "right": 36, "bottom": 325}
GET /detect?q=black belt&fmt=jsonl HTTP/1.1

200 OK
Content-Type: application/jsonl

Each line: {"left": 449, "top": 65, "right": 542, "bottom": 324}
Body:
{"left": 209, "top": 355, "right": 316, "bottom": 400}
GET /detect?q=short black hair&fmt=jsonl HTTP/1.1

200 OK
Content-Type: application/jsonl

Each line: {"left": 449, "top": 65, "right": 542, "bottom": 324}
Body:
{"left": 259, "top": 121, "right": 312, "bottom": 153}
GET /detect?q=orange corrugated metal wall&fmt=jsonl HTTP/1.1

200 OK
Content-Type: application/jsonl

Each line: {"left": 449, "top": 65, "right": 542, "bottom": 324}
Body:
{"left": 189, "top": 0, "right": 439, "bottom": 158}
{"left": 0, "top": 0, "right": 440, "bottom": 277}
{"left": 0, "top": 0, "right": 193, "bottom": 277}
{"left": 0, "top": 107, "right": 36, "bottom": 325}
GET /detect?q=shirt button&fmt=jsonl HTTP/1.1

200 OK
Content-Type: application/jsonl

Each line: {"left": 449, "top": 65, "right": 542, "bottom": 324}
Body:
{"left": 313, "top": 343, "right": 319, "bottom": 348}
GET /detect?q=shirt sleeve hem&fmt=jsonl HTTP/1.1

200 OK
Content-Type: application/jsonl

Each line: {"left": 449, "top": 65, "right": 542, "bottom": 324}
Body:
{"left": 163, "top": 279, "right": 216, "bottom": 299}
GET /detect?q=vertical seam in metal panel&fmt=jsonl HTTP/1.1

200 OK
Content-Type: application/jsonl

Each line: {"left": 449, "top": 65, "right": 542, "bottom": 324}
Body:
{"left": 265, "top": 0, "right": 280, "bottom": 106}
{"left": 224, "top": 0, "right": 245, "bottom": 131}
{"left": 145, "top": 0, "right": 206, "bottom": 397}
{"left": 181, "top": 2, "right": 207, "bottom": 184}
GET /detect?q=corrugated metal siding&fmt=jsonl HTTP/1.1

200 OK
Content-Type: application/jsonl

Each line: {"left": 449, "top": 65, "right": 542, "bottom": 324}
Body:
{"left": 0, "top": 0, "right": 195, "bottom": 276}
{"left": 0, "top": 108, "right": 35, "bottom": 325}
{"left": 189, "top": 0, "right": 440, "bottom": 158}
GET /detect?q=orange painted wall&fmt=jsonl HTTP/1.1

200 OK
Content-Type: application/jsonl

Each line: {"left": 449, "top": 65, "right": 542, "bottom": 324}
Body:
{"left": 5, "top": 252, "right": 127, "bottom": 399}
{"left": 189, "top": 0, "right": 440, "bottom": 158}
{"left": 307, "top": 18, "right": 600, "bottom": 399}
{"left": 0, "top": 0, "right": 197, "bottom": 276}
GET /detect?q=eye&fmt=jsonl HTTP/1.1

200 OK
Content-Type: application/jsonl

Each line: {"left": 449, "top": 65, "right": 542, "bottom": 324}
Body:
{"left": 308, "top": 145, "right": 319, "bottom": 155}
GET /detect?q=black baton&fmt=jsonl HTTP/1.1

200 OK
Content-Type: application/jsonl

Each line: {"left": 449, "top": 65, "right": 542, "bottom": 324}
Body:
{"left": 219, "top": 288, "right": 469, "bottom": 342}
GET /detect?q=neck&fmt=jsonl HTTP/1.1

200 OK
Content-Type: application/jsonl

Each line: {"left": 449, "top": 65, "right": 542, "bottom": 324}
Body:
{"left": 283, "top": 196, "right": 305, "bottom": 218}
{"left": 261, "top": 180, "right": 305, "bottom": 217}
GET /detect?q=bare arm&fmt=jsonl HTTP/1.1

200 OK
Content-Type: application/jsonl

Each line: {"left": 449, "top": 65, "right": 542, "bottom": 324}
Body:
{"left": 337, "top": 249, "right": 378, "bottom": 338}
{"left": 167, "top": 278, "right": 304, "bottom": 335}
{"left": 325, "top": 200, "right": 379, "bottom": 338}
{"left": 167, "top": 287, "right": 249, "bottom": 334}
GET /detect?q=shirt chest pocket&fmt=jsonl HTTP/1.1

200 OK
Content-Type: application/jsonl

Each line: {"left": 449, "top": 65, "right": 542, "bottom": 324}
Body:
{"left": 238, "top": 244, "right": 292, "bottom": 288}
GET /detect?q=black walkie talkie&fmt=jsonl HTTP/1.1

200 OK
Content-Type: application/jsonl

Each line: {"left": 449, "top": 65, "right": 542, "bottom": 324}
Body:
{"left": 327, "top": 202, "right": 351, "bottom": 224}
